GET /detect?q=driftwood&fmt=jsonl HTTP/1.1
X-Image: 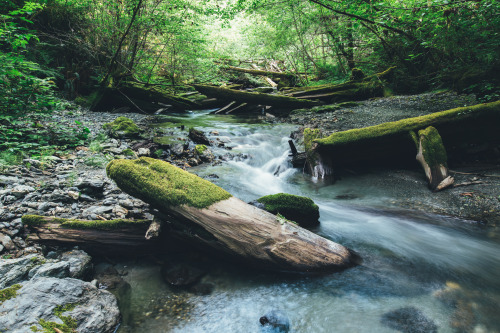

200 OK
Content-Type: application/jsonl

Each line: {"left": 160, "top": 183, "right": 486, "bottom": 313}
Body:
{"left": 307, "top": 101, "right": 500, "bottom": 181}
{"left": 414, "top": 126, "right": 454, "bottom": 191}
{"left": 106, "top": 158, "right": 357, "bottom": 272}
{"left": 192, "top": 84, "right": 321, "bottom": 109}
{"left": 22, "top": 216, "right": 156, "bottom": 255}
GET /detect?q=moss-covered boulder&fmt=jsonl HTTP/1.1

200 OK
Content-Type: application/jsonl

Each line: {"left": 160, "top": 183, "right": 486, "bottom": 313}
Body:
{"left": 257, "top": 193, "right": 320, "bottom": 227}
{"left": 106, "top": 157, "right": 232, "bottom": 209}
{"left": 102, "top": 117, "right": 141, "bottom": 139}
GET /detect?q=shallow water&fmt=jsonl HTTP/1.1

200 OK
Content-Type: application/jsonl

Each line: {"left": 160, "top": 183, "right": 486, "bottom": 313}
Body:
{"left": 117, "top": 110, "right": 500, "bottom": 333}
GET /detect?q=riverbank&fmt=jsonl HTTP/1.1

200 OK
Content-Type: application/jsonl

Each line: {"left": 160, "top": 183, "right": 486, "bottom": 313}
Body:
{"left": 282, "top": 91, "right": 500, "bottom": 227}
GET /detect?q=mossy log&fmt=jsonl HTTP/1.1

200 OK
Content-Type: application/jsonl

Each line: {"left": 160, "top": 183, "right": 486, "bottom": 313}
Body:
{"left": 286, "top": 66, "right": 395, "bottom": 98}
{"left": 192, "top": 84, "right": 322, "bottom": 109}
{"left": 106, "top": 157, "right": 356, "bottom": 272}
{"left": 92, "top": 84, "right": 200, "bottom": 113}
{"left": 309, "top": 101, "right": 500, "bottom": 178}
{"left": 22, "top": 215, "right": 156, "bottom": 255}
{"left": 414, "top": 127, "right": 454, "bottom": 191}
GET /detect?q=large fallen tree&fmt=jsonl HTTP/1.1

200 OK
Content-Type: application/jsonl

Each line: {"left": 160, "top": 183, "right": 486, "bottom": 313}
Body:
{"left": 306, "top": 101, "right": 500, "bottom": 180}
{"left": 102, "top": 157, "right": 357, "bottom": 272}
{"left": 92, "top": 83, "right": 201, "bottom": 113}
{"left": 223, "top": 65, "right": 297, "bottom": 86}
{"left": 285, "top": 67, "right": 395, "bottom": 103}
{"left": 192, "top": 84, "right": 322, "bottom": 109}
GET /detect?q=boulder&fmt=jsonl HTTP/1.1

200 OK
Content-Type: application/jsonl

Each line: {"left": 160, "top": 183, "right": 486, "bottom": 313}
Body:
{"left": 102, "top": 116, "right": 141, "bottom": 139}
{"left": 0, "top": 277, "right": 120, "bottom": 333}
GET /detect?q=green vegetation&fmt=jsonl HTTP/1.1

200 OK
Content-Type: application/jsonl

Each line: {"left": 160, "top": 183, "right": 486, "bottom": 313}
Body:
{"left": 195, "top": 144, "right": 207, "bottom": 155}
{"left": 315, "top": 101, "right": 500, "bottom": 148}
{"left": 31, "top": 303, "right": 78, "bottom": 333}
{"left": 102, "top": 117, "right": 141, "bottom": 139}
{"left": 106, "top": 157, "right": 232, "bottom": 209}
{"left": 257, "top": 193, "right": 320, "bottom": 227}
{"left": 22, "top": 215, "right": 150, "bottom": 230}
{"left": 0, "top": 284, "right": 22, "bottom": 305}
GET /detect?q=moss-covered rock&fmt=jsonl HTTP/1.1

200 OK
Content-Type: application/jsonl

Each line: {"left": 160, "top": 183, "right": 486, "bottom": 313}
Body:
{"left": 257, "top": 193, "right": 320, "bottom": 227}
{"left": 0, "top": 284, "right": 21, "bottom": 305}
{"left": 106, "top": 157, "right": 232, "bottom": 209}
{"left": 102, "top": 117, "right": 141, "bottom": 139}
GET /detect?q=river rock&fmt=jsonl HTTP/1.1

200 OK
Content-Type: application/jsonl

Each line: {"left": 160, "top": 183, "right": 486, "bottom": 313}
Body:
{"left": 82, "top": 205, "right": 113, "bottom": 218}
{"left": 76, "top": 178, "right": 105, "bottom": 195}
{"left": 0, "top": 232, "right": 15, "bottom": 251}
{"left": 0, "top": 277, "right": 120, "bottom": 333}
{"left": 160, "top": 263, "right": 206, "bottom": 287}
{"left": 0, "top": 254, "right": 44, "bottom": 289}
{"left": 381, "top": 307, "right": 438, "bottom": 333}
{"left": 137, "top": 147, "right": 150, "bottom": 156}
{"left": 0, "top": 175, "right": 22, "bottom": 186}
{"left": 28, "top": 261, "right": 71, "bottom": 279}
{"left": 59, "top": 249, "right": 93, "bottom": 279}
{"left": 260, "top": 310, "right": 290, "bottom": 333}
{"left": 11, "top": 185, "right": 35, "bottom": 198}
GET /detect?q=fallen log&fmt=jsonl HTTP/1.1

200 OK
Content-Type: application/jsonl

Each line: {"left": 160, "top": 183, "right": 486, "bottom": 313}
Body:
{"left": 22, "top": 216, "right": 155, "bottom": 255}
{"left": 224, "top": 65, "right": 297, "bottom": 84}
{"left": 286, "top": 67, "right": 395, "bottom": 98}
{"left": 192, "top": 84, "right": 322, "bottom": 109}
{"left": 106, "top": 157, "right": 356, "bottom": 272}
{"left": 308, "top": 101, "right": 500, "bottom": 178}
{"left": 91, "top": 84, "right": 201, "bottom": 112}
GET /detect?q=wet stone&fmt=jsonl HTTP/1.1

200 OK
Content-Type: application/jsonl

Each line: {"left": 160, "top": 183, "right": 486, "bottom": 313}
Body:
{"left": 381, "top": 307, "right": 438, "bottom": 333}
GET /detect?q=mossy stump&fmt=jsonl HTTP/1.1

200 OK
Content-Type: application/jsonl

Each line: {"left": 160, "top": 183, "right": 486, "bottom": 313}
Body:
{"left": 105, "top": 157, "right": 357, "bottom": 272}
{"left": 257, "top": 193, "right": 320, "bottom": 227}
{"left": 414, "top": 126, "right": 454, "bottom": 191}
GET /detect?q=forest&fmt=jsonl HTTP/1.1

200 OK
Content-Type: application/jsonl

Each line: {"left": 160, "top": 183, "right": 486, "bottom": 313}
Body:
{"left": 1, "top": 0, "right": 500, "bottom": 333}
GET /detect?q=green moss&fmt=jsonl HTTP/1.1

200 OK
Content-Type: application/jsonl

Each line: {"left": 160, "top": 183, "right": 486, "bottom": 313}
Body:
{"left": 0, "top": 284, "right": 21, "bottom": 304}
{"left": 257, "top": 193, "right": 320, "bottom": 227}
{"left": 122, "top": 148, "right": 136, "bottom": 157}
{"left": 31, "top": 303, "right": 78, "bottom": 333}
{"left": 195, "top": 144, "right": 207, "bottom": 155}
{"left": 106, "top": 157, "right": 232, "bottom": 209}
{"left": 315, "top": 101, "right": 500, "bottom": 148}
{"left": 22, "top": 215, "right": 149, "bottom": 230}
{"left": 102, "top": 117, "right": 140, "bottom": 138}
{"left": 418, "top": 126, "right": 448, "bottom": 168}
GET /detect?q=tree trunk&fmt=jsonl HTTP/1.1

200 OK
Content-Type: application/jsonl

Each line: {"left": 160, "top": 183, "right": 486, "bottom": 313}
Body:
{"left": 22, "top": 216, "right": 156, "bottom": 255}
{"left": 192, "top": 84, "right": 322, "bottom": 109}
{"left": 106, "top": 157, "right": 357, "bottom": 272}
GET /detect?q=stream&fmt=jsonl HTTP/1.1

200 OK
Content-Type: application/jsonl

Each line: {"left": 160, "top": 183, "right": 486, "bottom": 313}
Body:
{"left": 116, "top": 110, "right": 500, "bottom": 333}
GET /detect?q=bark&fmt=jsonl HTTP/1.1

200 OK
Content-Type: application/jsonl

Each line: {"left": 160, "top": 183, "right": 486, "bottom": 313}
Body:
{"left": 106, "top": 157, "right": 357, "bottom": 272}
{"left": 192, "top": 84, "right": 322, "bottom": 109}
{"left": 22, "top": 216, "right": 156, "bottom": 255}
{"left": 224, "top": 65, "right": 297, "bottom": 82}
{"left": 308, "top": 101, "right": 500, "bottom": 180}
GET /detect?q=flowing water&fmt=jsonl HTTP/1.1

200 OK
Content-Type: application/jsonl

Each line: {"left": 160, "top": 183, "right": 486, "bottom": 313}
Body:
{"left": 117, "top": 110, "right": 500, "bottom": 333}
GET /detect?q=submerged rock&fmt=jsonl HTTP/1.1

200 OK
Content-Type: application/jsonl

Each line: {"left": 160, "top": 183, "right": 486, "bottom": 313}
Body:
{"left": 161, "top": 263, "right": 206, "bottom": 287}
{"left": 381, "top": 307, "right": 438, "bottom": 333}
{"left": 259, "top": 310, "right": 290, "bottom": 333}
